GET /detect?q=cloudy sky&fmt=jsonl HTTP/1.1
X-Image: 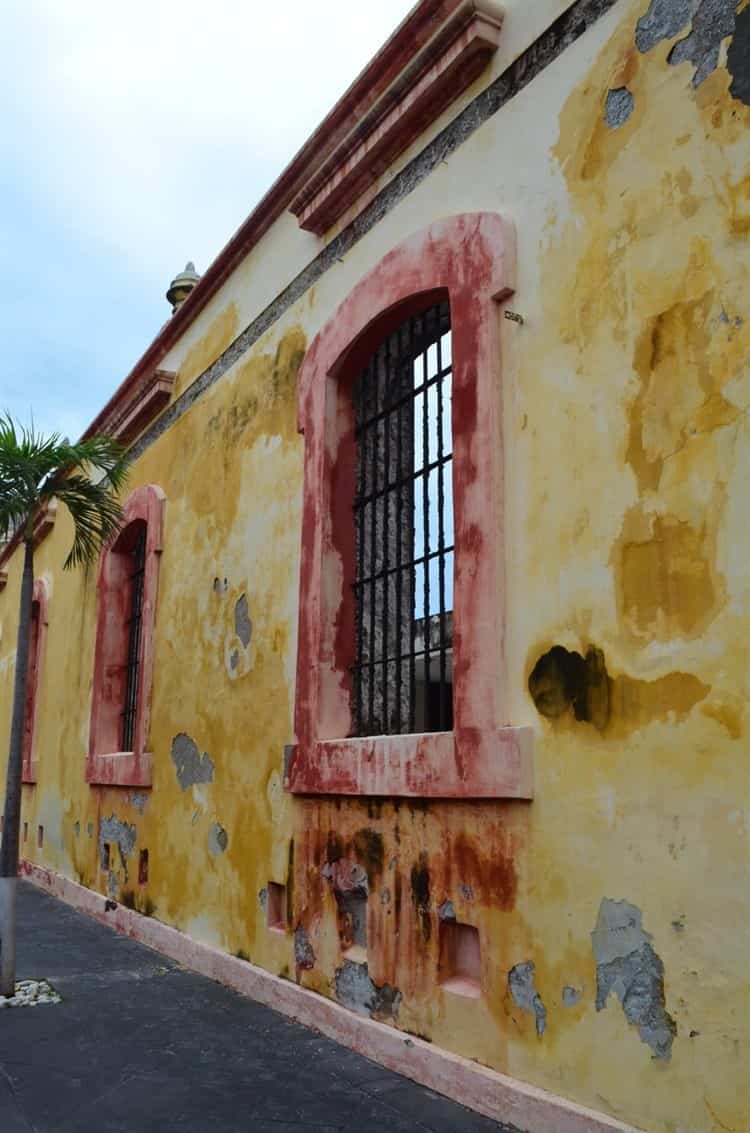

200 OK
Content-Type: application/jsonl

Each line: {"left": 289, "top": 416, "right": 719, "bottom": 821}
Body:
{"left": 1, "top": 0, "right": 412, "bottom": 440}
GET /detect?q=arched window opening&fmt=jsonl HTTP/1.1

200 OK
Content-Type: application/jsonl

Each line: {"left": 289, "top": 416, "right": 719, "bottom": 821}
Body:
{"left": 351, "top": 299, "right": 454, "bottom": 737}
{"left": 88, "top": 484, "right": 164, "bottom": 788}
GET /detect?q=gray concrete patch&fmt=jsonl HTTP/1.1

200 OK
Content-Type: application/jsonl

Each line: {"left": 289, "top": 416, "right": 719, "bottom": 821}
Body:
{"left": 508, "top": 961, "right": 547, "bottom": 1036}
{"left": 208, "top": 823, "right": 228, "bottom": 857}
{"left": 592, "top": 898, "right": 676, "bottom": 1060}
{"left": 98, "top": 815, "right": 136, "bottom": 869}
{"left": 294, "top": 924, "right": 315, "bottom": 970}
{"left": 605, "top": 86, "right": 634, "bottom": 127}
{"left": 667, "top": 0, "right": 737, "bottom": 86}
{"left": 234, "top": 593, "right": 252, "bottom": 649}
{"left": 170, "top": 732, "right": 214, "bottom": 791}
{"left": 562, "top": 985, "right": 582, "bottom": 1007}
{"left": 636, "top": 0, "right": 698, "bottom": 52}
{"left": 334, "top": 959, "right": 402, "bottom": 1021}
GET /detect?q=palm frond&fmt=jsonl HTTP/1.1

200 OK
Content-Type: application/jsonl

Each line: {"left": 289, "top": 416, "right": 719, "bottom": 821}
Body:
{"left": 55, "top": 475, "right": 125, "bottom": 569}
{"left": 0, "top": 413, "right": 129, "bottom": 568}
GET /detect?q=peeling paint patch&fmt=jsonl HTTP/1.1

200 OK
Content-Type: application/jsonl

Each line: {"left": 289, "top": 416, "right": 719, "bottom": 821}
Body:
{"left": 294, "top": 925, "right": 315, "bottom": 970}
{"left": 208, "top": 823, "right": 228, "bottom": 856}
{"left": 668, "top": 0, "right": 737, "bottom": 86}
{"left": 234, "top": 593, "right": 252, "bottom": 649}
{"left": 258, "top": 887, "right": 268, "bottom": 912}
{"left": 98, "top": 815, "right": 136, "bottom": 868}
{"left": 509, "top": 961, "right": 547, "bottom": 1036}
{"left": 605, "top": 87, "right": 634, "bottom": 127}
{"left": 438, "top": 899, "right": 456, "bottom": 921}
{"left": 636, "top": 0, "right": 697, "bottom": 53}
{"left": 334, "top": 960, "right": 402, "bottom": 1020}
{"left": 592, "top": 899, "right": 676, "bottom": 1060}
{"left": 130, "top": 793, "right": 148, "bottom": 814}
{"left": 86, "top": 823, "right": 93, "bottom": 839}
{"left": 171, "top": 733, "right": 214, "bottom": 791}
{"left": 727, "top": 3, "right": 750, "bottom": 103}
{"left": 563, "top": 985, "right": 582, "bottom": 1006}
{"left": 73, "top": 822, "right": 80, "bottom": 838}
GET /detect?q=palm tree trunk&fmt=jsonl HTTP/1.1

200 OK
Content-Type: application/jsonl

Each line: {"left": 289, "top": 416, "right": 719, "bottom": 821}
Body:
{"left": 0, "top": 537, "right": 34, "bottom": 996}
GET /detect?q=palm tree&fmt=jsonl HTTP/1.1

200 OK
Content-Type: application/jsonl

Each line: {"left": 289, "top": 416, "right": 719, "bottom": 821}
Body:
{"left": 0, "top": 415, "right": 128, "bottom": 996}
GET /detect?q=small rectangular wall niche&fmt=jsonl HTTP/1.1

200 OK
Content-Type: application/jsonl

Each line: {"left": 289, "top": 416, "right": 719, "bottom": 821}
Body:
{"left": 267, "top": 882, "right": 287, "bottom": 932}
{"left": 37, "top": 825, "right": 44, "bottom": 849}
{"left": 439, "top": 920, "right": 481, "bottom": 998}
{"left": 101, "top": 842, "right": 111, "bottom": 871}
{"left": 23, "top": 822, "right": 28, "bottom": 844}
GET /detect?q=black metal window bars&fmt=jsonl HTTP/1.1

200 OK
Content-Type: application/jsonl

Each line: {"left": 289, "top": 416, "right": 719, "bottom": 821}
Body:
{"left": 351, "top": 300, "right": 454, "bottom": 737}
{"left": 121, "top": 524, "right": 147, "bottom": 751}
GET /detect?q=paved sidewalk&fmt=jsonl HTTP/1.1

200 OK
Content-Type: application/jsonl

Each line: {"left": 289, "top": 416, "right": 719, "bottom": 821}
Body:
{"left": 0, "top": 882, "right": 522, "bottom": 1133}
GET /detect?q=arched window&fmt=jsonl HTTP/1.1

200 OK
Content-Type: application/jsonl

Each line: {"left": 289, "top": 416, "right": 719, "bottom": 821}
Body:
{"left": 286, "top": 213, "right": 533, "bottom": 799}
{"left": 22, "top": 578, "right": 49, "bottom": 785}
{"left": 87, "top": 484, "right": 165, "bottom": 788}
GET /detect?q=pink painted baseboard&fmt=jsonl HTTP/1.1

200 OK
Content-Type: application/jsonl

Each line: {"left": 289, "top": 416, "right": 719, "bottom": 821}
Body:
{"left": 20, "top": 860, "right": 642, "bottom": 1133}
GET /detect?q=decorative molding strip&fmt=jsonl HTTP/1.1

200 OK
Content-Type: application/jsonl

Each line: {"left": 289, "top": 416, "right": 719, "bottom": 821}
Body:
{"left": 125, "top": 0, "right": 619, "bottom": 469}
{"left": 86, "top": 368, "right": 175, "bottom": 445}
{"left": 0, "top": 501, "right": 58, "bottom": 576}
{"left": 21, "top": 861, "right": 642, "bottom": 1133}
{"left": 291, "top": 1, "right": 504, "bottom": 235}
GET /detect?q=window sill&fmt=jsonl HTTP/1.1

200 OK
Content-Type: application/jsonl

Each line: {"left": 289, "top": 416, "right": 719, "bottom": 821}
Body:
{"left": 284, "top": 727, "right": 533, "bottom": 799}
{"left": 86, "top": 751, "right": 153, "bottom": 788}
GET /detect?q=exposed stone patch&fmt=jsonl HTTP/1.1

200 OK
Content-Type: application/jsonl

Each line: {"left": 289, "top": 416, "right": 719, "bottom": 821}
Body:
{"left": 509, "top": 961, "right": 547, "bottom": 1036}
{"left": 727, "top": 3, "right": 750, "bottom": 103}
{"left": 635, "top": 0, "right": 697, "bottom": 53}
{"left": 171, "top": 733, "right": 214, "bottom": 791}
{"left": 563, "top": 985, "right": 582, "bottom": 1006}
{"left": 294, "top": 925, "right": 315, "bottom": 970}
{"left": 334, "top": 959, "right": 402, "bottom": 1020}
{"left": 458, "top": 883, "right": 475, "bottom": 901}
{"left": 258, "top": 887, "right": 269, "bottom": 912}
{"left": 130, "top": 793, "right": 148, "bottom": 814}
{"left": 438, "top": 899, "right": 456, "bottom": 921}
{"left": 234, "top": 594, "right": 252, "bottom": 649}
{"left": 208, "top": 823, "right": 228, "bottom": 856}
{"left": 592, "top": 898, "right": 676, "bottom": 1060}
{"left": 667, "top": 0, "right": 737, "bottom": 87}
{"left": 605, "top": 87, "right": 634, "bottom": 127}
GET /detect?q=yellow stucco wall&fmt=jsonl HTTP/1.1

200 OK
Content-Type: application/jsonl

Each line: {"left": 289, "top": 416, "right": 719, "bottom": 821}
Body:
{"left": 1, "top": 3, "right": 749, "bottom": 1131}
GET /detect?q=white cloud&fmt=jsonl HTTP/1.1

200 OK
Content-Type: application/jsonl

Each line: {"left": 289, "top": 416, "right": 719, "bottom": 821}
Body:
{"left": 4, "top": 0, "right": 413, "bottom": 284}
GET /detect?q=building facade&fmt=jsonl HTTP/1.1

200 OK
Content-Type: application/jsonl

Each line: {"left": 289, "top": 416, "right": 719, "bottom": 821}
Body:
{"left": 1, "top": 2, "right": 749, "bottom": 1130}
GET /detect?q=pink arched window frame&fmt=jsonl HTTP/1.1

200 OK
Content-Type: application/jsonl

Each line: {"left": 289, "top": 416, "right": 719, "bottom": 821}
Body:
{"left": 87, "top": 484, "right": 165, "bottom": 788}
{"left": 285, "top": 213, "right": 533, "bottom": 798}
{"left": 21, "top": 578, "right": 49, "bottom": 785}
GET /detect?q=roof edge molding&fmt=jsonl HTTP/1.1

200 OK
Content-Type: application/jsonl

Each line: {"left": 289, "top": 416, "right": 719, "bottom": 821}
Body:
{"left": 291, "top": 1, "right": 505, "bottom": 235}
{"left": 73, "top": 2, "right": 499, "bottom": 450}
{"left": 85, "top": 369, "right": 176, "bottom": 444}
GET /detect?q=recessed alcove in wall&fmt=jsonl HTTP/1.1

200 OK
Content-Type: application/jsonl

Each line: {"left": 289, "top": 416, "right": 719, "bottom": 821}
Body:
{"left": 439, "top": 920, "right": 481, "bottom": 998}
{"left": 267, "top": 882, "right": 287, "bottom": 933}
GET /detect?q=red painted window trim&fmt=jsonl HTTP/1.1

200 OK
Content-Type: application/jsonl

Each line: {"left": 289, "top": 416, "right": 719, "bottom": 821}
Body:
{"left": 87, "top": 485, "right": 165, "bottom": 788}
{"left": 21, "top": 578, "right": 49, "bottom": 785}
{"left": 285, "top": 213, "right": 533, "bottom": 798}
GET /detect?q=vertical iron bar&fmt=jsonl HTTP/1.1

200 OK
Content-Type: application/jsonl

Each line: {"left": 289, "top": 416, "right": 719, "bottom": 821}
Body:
{"left": 394, "top": 326, "right": 404, "bottom": 734}
{"left": 408, "top": 316, "right": 417, "bottom": 733}
{"left": 354, "top": 370, "right": 366, "bottom": 736}
{"left": 382, "top": 337, "right": 391, "bottom": 734}
{"left": 421, "top": 316, "right": 431, "bottom": 731}
{"left": 436, "top": 309, "right": 447, "bottom": 730}
{"left": 368, "top": 352, "right": 378, "bottom": 735}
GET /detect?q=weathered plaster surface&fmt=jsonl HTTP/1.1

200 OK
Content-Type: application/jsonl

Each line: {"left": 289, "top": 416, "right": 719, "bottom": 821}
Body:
{"left": 1, "top": 3, "right": 749, "bottom": 1132}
